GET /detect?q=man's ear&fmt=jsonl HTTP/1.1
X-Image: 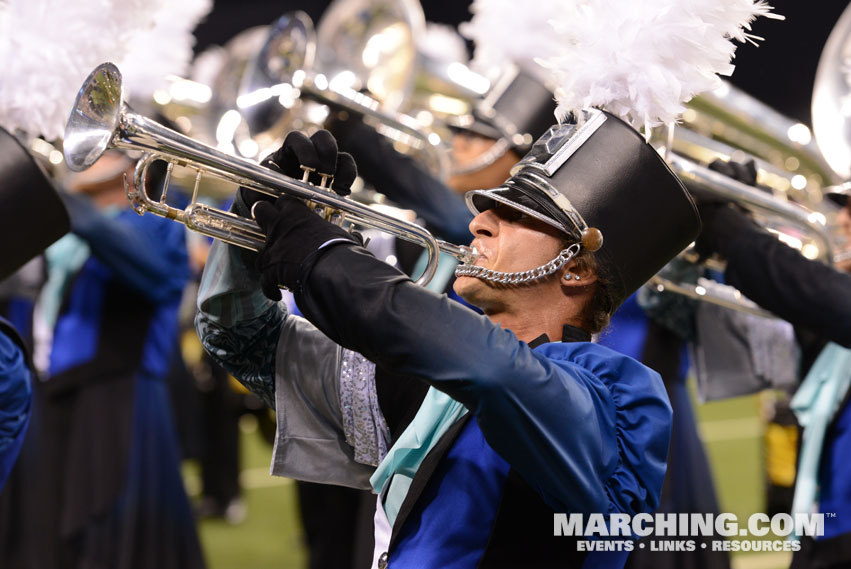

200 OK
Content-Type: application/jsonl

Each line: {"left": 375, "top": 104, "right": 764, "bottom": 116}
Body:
{"left": 558, "top": 258, "right": 598, "bottom": 288}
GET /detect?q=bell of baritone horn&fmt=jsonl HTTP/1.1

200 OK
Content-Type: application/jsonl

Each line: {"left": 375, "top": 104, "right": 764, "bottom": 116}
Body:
{"left": 63, "top": 62, "right": 475, "bottom": 286}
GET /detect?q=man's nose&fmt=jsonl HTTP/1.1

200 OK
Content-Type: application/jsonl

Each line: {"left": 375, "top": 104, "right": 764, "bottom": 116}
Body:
{"left": 469, "top": 208, "right": 498, "bottom": 238}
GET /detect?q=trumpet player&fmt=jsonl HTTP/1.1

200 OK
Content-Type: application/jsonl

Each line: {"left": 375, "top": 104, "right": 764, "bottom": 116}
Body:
{"left": 694, "top": 161, "right": 851, "bottom": 569}
{"left": 196, "top": 112, "right": 699, "bottom": 567}
{"left": 0, "top": 127, "right": 70, "bottom": 491}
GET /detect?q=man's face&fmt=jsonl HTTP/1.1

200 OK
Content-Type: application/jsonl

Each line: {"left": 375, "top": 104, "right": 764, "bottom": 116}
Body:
{"left": 453, "top": 203, "right": 566, "bottom": 313}
{"left": 447, "top": 133, "right": 522, "bottom": 194}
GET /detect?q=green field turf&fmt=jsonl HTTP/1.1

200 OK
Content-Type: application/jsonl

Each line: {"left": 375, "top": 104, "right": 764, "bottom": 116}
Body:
{"left": 185, "top": 385, "right": 793, "bottom": 569}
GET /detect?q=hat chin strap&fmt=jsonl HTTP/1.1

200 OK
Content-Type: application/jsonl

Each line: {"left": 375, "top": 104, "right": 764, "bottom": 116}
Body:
{"left": 454, "top": 243, "right": 580, "bottom": 285}
{"left": 450, "top": 138, "right": 511, "bottom": 177}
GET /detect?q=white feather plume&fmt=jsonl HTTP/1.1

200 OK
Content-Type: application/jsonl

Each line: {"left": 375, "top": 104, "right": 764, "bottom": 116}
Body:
{"left": 0, "top": 0, "right": 211, "bottom": 141}
{"left": 538, "top": 0, "right": 782, "bottom": 127}
{"left": 119, "top": 0, "right": 212, "bottom": 100}
{"left": 460, "top": 0, "right": 567, "bottom": 82}
{"left": 418, "top": 23, "right": 469, "bottom": 65}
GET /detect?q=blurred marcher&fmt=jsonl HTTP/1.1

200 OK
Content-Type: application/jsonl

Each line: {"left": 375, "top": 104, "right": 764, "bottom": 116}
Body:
{"left": 0, "top": 127, "right": 68, "bottom": 490}
{"left": 164, "top": 280, "right": 248, "bottom": 527}
{"left": 0, "top": 150, "right": 204, "bottom": 569}
{"left": 0, "top": 317, "right": 32, "bottom": 491}
{"left": 695, "top": 161, "right": 851, "bottom": 569}
{"left": 185, "top": 233, "right": 247, "bottom": 523}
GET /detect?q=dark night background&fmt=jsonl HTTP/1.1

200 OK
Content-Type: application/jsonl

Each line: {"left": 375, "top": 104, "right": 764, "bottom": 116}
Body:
{"left": 193, "top": 0, "right": 851, "bottom": 127}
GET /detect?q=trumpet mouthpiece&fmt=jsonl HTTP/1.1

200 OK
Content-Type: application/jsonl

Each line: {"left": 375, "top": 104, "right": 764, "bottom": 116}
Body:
{"left": 458, "top": 245, "right": 478, "bottom": 264}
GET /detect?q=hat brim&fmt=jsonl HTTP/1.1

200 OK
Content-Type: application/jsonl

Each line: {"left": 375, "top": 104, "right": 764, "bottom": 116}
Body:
{"left": 446, "top": 114, "right": 504, "bottom": 141}
{"left": 826, "top": 182, "right": 850, "bottom": 207}
{"left": 465, "top": 187, "right": 570, "bottom": 235}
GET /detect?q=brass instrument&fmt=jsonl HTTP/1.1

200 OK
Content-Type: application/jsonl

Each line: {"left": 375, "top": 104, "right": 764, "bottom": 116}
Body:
{"left": 646, "top": 120, "right": 838, "bottom": 318}
{"left": 234, "top": 9, "right": 450, "bottom": 179}
{"left": 685, "top": 81, "right": 839, "bottom": 197}
{"left": 316, "top": 0, "right": 488, "bottom": 119}
{"left": 645, "top": 139, "right": 839, "bottom": 318}
{"left": 647, "top": 140, "right": 838, "bottom": 319}
{"left": 623, "top": 46, "right": 851, "bottom": 319}
{"left": 63, "top": 63, "right": 474, "bottom": 286}
{"left": 812, "top": 2, "right": 851, "bottom": 267}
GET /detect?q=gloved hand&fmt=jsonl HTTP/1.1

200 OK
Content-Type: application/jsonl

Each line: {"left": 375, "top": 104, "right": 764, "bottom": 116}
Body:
{"left": 253, "top": 197, "right": 356, "bottom": 299}
{"left": 251, "top": 130, "right": 359, "bottom": 300}
{"left": 706, "top": 158, "right": 758, "bottom": 187}
{"left": 235, "top": 130, "right": 358, "bottom": 215}
{"left": 694, "top": 159, "right": 762, "bottom": 260}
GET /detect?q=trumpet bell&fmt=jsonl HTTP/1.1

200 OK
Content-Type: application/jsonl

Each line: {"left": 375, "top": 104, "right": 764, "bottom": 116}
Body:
{"left": 812, "top": 2, "right": 851, "bottom": 180}
{"left": 316, "top": 0, "right": 424, "bottom": 111}
{"left": 64, "top": 63, "right": 123, "bottom": 172}
{"left": 239, "top": 11, "right": 316, "bottom": 138}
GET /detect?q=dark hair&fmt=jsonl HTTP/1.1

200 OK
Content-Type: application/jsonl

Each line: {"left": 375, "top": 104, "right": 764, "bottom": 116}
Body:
{"left": 568, "top": 243, "right": 617, "bottom": 335}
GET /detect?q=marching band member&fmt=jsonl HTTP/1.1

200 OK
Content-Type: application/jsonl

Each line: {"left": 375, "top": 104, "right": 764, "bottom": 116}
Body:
{"left": 197, "top": 115, "right": 699, "bottom": 567}
{"left": 194, "top": 1, "right": 783, "bottom": 566}
{"left": 0, "top": 127, "right": 69, "bottom": 490}
{"left": 0, "top": 150, "right": 205, "bottom": 569}
{"left": 280, "top": 22, "right": 565, "bottom": 566}
{"left": 694, "top": 163, "right": 851, "bottom": 569}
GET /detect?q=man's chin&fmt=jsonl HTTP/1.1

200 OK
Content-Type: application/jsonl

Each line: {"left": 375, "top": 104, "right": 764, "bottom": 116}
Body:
{"left": 453, "top": 275, "right": 495, "bottom": 306}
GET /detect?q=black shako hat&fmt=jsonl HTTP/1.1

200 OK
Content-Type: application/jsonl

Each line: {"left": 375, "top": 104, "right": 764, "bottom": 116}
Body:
{"left": 0, "top": 127, "right": 70, "bottom": 281}
{"left": 465, "top": 65, "right": 557, "bottom": 149}
{"left": 466, "top": 109, "right": 701, "bottom": 308}
{"left": 449, "top": 65, "right": 557, "bottom": 173}
{"left": 825, "top": 181, "right": 850, "bottom": 208}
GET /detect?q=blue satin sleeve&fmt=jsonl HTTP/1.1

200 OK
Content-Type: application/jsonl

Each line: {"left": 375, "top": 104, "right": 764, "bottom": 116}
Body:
{"left": 0, "top": 328, "right": 32, "bottom": 489}
{"left": 295, "top": 244, "right": 672, "bottom": 516}
{"left": 62, "top": 193, "right": 189, "bottom": 305}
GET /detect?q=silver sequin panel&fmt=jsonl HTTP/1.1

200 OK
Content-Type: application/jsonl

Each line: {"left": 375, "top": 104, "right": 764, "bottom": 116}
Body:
{"left": 340, "top": 349, "right": 390, "bottom": 466}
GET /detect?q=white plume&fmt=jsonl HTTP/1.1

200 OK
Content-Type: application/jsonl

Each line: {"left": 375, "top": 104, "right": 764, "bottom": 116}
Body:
{"left": 460, "top": 0, "right": 566, "bottom": 82}
{"left": 418, "top": 23, "right": 469, "bottom": 64}
{"left": 0, "top": 0, "right": 211, "bottom": 141}
{"left": 538, "top": 0, "right": 782, "bottom": 127}
{"left": 120, "top": 0, "right": 212, "bottom": 100}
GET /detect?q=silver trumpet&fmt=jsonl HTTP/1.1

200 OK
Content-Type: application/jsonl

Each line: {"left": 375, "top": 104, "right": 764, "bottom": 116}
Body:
{"left": 642, "top": 112, "right": 840, "bottom": 318}
{"left": 63, "top": 62, "right": 474, "bottom": 286}
{"left": 235, "top": 10, "right": 450, "bottom": 179}
{"left": 650, "top": 150, "right": 838, "bottom": 319}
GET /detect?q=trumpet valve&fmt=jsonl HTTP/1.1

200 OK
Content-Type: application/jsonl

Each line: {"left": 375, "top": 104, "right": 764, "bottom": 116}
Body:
{"left": 300, "top": 165, "right": 316, "bottom": 183}
{"left": 317, "top": 172, "right": 334, "bottom": 189}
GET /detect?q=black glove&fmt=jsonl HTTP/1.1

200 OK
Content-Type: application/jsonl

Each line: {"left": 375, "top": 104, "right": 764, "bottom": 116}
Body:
{"left": 694, "top": 159, "right": 762, "bottom": 259}
{"left": 235, "top": 130, "right": 358, "bottom": 215}
{"left": 253, "top": 197, "right": 356, "bottom": 300}
{"left": 706, "top": 158, "right": 758, "bottom": 187}
{"left": 250, "top": 130, "right": 359, "bottom": 299}
{"left": 694, "top": 201, "right": 759, "bottom": 259}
